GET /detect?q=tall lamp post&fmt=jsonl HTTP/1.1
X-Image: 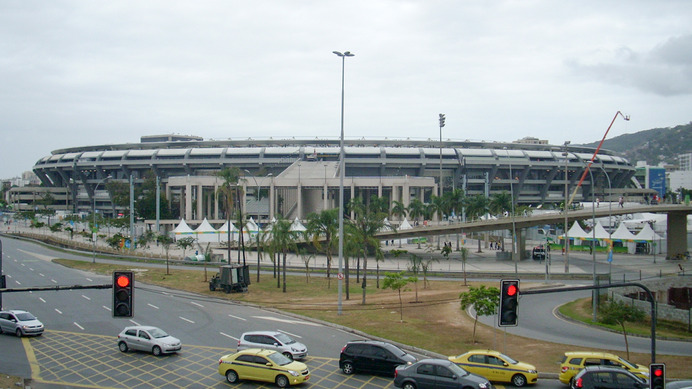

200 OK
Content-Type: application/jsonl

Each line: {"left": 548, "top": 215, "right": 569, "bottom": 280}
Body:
{"left": 333, "top": 50, "right": 354, "bottom": 316}
{"left": 439, "top": 113, "right": 445, "bottom": 248}
{"left": 598, "top": 162, "right": 613, "bottom": 274}
{"left": 504, "top": 148, "right": 518, "bottom": 276}
{"left": 572, "top": 154, "right": 598, "bottom": 321}
{"left": 92, "top": 176, "right": 111, "bottom": 264}
{"left": 563, "top": 141, "right": 571, "bottom": 273}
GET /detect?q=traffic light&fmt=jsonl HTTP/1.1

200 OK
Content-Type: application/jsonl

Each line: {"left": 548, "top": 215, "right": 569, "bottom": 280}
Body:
{"left": 649, "top": 363, "right": 665, "bottom": 389}
{"left": 439, "top": 113, "right": 446, "bottom": 128}
{"left": 499, "top": 279, "right": 519, "bottom": 327}
{"left": 113, "top": 271, "right": 134, "bottom": 318}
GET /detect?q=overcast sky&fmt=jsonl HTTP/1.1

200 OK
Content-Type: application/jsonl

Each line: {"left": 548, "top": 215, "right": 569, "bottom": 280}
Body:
{"left": 1, "top": 1, "right": 691, "bottom": 179}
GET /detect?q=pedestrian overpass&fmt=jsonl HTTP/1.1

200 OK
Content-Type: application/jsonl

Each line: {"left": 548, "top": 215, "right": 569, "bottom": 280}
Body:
{"left": 375, "top": 204, "right": 692, "bottom": 259}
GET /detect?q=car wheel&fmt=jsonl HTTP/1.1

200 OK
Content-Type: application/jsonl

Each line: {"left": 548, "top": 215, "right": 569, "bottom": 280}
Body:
{"left": 282, "top": 352, "right": 293, "bottom": 360}
{"left": 512, "top": 373, "right": 527, "bottom": 387}
{"left": 342, "top": 361, "right": 354, "bottom": 375}
{"left": 15, "top": 328, "right": 23, "bottom": 337}
{"left": 152, "top": 346, "right": 162, "bottom": 356}
{"left": 275, "top": 375, "right": 289, "bottom": 388}
{"left": 403, "top": 382, "right": 417, "bottom": 389}
{"left": 118, "top": 342, "right": 128, "bottom": 352}
{"left": 225, "top": 370, "right": 238, "bottom": 384}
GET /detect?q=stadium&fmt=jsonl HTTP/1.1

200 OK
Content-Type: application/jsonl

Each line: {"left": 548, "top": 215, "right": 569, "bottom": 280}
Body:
{"left": 30, "top": 135, "right": 636, "bottom": 227}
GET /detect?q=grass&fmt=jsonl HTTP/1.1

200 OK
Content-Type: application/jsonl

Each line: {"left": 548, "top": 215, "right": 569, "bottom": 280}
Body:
{"left": 52, "top": 258, "right": 692, "bottom": 379}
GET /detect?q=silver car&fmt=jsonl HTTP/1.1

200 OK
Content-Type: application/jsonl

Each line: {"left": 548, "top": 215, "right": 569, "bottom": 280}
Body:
{"left": 237, "top": 331, "right": 308, "bottom": 360}
{"left": 117, "top": 326, "right": 181, "bottom": 356}
{"left": 0, "top": 310, "right": 44, "bottom": 337}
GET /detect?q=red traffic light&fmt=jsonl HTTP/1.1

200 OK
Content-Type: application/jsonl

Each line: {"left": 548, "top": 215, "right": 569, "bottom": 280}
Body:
{"left": 652, "top": 368, "right": 663, "bottom": 377}
{"left": 116, "top": 275, "right": 131, "bottom": 288}
{"left": 506, "top": 284, "right": 517, "bottom": 296}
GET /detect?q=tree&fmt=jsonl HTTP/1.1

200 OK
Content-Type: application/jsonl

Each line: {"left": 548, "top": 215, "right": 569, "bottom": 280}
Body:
{"left": 134, "top": 172, "right": 172, "bottom": 220}
{"left": 266, "top": 217, "right": 298, "bottom": 293}
{"left": 465, "top": 194, "right": 490, "bottom": 252}
{"left": 382, "top": 272, "right": 417, "bottom": 322}
{"left": 408, "top": 198, "right": 426, "bottom": 223}
{"left": 460, "top": 246, "right": 469, "bottom": 286}
{"left": 407, "top": 253, "right": 422, "bottom": 302}
{"left": 459, "top": 285, "right": 500, "bottom": 343}
{"left": 176, "top": 237, "right": 197, "bottom": 259}
{"left": 305, "top": 208, "right": 338, "bottom": 288}
{"left": 347, "top": 196, "right": 387, "bottom": 305}
{"left": 157, "top": 234, "right": 175, "bottom": 275}
{"left": 216, "top": 167, "right": 242, "bottom": 264}
{"left": 298, "top": 247, "right": 314, "bottom": 283}
{"left": 599, "top": 300, "right": 645, "bottom": 359}
{"left": 390, "top": 200, "right": 408, "bottom": 221}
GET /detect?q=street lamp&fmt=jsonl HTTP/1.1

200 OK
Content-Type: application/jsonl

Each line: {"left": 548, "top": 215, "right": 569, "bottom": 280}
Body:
{"left": 333, "top": 50, "right": 354, "bottom": 316}
{"left": 92, "top": 175, "right": 111, "bottom": 264}
{"left": 563, "top": 141, "right": 571, "bottom": 273}
{"left": 504, "top": 148, "right": 518, "bottom": 276}
{"left": 243, "top": 169, "right": 262, "bottom": 283}
{"left": 598, "top": 162, "right": 613, "bottom": 274}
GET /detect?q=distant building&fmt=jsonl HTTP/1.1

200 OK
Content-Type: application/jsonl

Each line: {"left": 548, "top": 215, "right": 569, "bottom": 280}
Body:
{"left": 677, "top": 152, "right": 692, "bottom": 171}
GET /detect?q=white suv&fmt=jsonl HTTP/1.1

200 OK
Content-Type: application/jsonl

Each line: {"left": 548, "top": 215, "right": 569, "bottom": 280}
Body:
{"left": 0, "top": 310, "right": 44, "bottom": 337}
{"left": 237, "top": 331, "right": 308, "bottom": 360}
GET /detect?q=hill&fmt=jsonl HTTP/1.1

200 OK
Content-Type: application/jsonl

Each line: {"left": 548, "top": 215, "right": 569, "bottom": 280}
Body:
{"left": 580, "top": 122, "right": 692, "bottom": 166}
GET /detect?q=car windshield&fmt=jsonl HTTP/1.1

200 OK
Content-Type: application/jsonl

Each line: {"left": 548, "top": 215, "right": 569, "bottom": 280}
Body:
{"left": 499, "top": 353, "right": 518, "bottom": 364}
{"left": 274, "top": 333, "right": 295, "bottom": 344}
{"left": 387, "top": 344, "right": 407, "bottom": 357}
{"left": 16, "top": 313, "right": 36, "bottom": 321}
{"left": 267, "top": 352, "right": 292, "bottom": 366}
{"left": 447, "top": 363, "right": 470, "bottom": 376}
{"left": 148, "top": 328, "right": 169, "bottom": 338}
{"left": 617, "top": 357, "right": 637, "bottom": 369}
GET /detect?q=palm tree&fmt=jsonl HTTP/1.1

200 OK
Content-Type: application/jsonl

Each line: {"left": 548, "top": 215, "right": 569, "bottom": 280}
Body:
{"left": 347, "top": 196, "right": 387, "bottom": 305}
{"left": 216, "top": 167, "right": 242, "bottom": 264}
{"left": 390, "top": 200, "right": 408, "bottom": 222}
{"left": 305, "top": 208, "right": 338, "bottom": 288}
{"left": 265, "top": 217, "right": 298, "bottom": 293}
{"left": 443, "top": 188, "right": 465, "bottom": 222}
{"left": 465, "top": 194, "right": 490, "bottom": 253}
{"left": 408, "top": 198, "right": 426, "bottom": 224}
{"left": 489, "top": 191, "right": 513, "bottom": 216}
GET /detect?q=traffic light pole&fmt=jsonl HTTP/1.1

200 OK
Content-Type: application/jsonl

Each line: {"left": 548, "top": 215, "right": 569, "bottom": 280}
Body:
{"left": 0, "top": 284, "right": 113, "bottom": 293}
{"left": 519, "top": 282, "right": 657, "bottom": 362}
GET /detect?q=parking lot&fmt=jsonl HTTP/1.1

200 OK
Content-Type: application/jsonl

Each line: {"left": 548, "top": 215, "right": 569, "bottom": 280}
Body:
{"left": 22, "top": 330, "right": 397, "bottom": 388}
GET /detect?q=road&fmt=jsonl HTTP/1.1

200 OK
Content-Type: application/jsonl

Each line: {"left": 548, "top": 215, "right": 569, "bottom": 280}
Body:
{"left": 0, "top": 236, "right": 685, "bottom": 388}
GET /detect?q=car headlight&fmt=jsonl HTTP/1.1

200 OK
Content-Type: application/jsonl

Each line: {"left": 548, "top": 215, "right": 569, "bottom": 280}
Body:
{"left": 528, "top": 369, "right": 537, "bottom": 374}
{"left": 291, "top": 347, "right": 300, "bottom": 352}
{"left": 478, "top": 383, "right": 489, "bottom": 389}
{"left": 287, "top": 370, "right": 299, "bottom": 377}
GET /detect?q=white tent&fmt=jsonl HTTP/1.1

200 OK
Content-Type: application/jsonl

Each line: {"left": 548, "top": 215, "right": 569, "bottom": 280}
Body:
{"left": 398, "top": 217, "right": 413, "bottom": 230}
{"left": 217, "top": 220, "right": 238, "bottom": 243}
{"left": 610, "top": 223, "right": 637, "bottom": 254}
{"left": 635, "top": 224, "right": 664, "bottom": 254}
{"left": 592, "top": 221, "right": 611, "bottom": 240}
{"left": 290, "top": 217, "right": 306, "bottom": 232}
{"left": 559, "top": 222, "right": 590, "bottom": 244}
{"left": 172, "top": 219, "right": 194, "bottom": 241}
{"left": 194, "top": 218, "right": 217, "bottom": 243}
{"left": 379, "top": 218, "right": 394, "bottom": 232}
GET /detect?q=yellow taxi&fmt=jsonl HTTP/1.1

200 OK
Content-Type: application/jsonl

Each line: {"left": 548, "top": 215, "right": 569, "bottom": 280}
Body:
{"left": 449, "top": 349, "right": 538, "bottom": 387}
{"left": 558, "top": 351, "right": 649, "bottom": 385}
{"left": 218, "top": 348, "right": 310, "bottom": 387}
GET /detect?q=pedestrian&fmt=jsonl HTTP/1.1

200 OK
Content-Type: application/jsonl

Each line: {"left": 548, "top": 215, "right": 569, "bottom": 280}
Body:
{"left": 618, "top": 196, "right": 624, "bottom": 208}
{"left": 596, "top": 197, "right": 600, "bottom": 208}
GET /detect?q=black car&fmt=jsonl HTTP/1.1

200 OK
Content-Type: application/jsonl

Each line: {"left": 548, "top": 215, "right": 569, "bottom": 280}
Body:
{"left": 339, "top": 340, "right": 417, "bottom": 376}
{"left": 394, "top": 358, "right": 493, "bottom": 389}
{"left": 571, "top": 365, "right": 647, "bottom": 389}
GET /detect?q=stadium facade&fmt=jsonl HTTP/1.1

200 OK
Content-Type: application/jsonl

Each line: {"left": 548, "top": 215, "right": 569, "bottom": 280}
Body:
{"left": 30, "top": 135, "right": 636, "bottom": 227}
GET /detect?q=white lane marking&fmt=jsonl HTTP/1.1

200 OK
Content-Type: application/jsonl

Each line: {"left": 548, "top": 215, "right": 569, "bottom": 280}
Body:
{"left": 55, "top": 309, "right": 63, "bottom": 314}
{"left": 74, "top": 322, "right": 84, "bottom": 331}
{"left": 179, "top": 316, "right": 195, "bottom": 324}
{"left": 51, "top": 279, "right": 57, "bottom": 284}
{"left": 82, "top": 295, "right": 91, "bottom": 301}
{"left": 17, "top": 249, "right": 54, "bottom": 262}
{"left": 39, "top": 298, "right": 46, "bottom": 303}
{"left": 252, "top": 316, "right": 322, "bottom": 327}
{"left": 129, "top": 319, "right": 140, "bottom": 326}
{"left": 39, "top": 273, "right": 45, "bottom": 277}
{"left": 103, "top": 305, "right": 112, "bottom": 312}
{"left": 228, "top": 314, "right": 246, "bottom": 321}
{"left": 278, "top": 329, "right": 301, "bottom": 338}
{"left": 86, "top": 278, "right": 93, "bottom": 282}
{"left": 148, "top": 303, "right": 159, "bottom": 309}
{"left": 14, "top": 280, "right": 21, "bottom": 285}
{"left": 190, "top": 301, "right": 204, "bottom": 308}
{"left": 220, "top": 332, "right": 239, "bottom": 341}
{"left": 29, "top": 267, "right": 34, "bottom": 271}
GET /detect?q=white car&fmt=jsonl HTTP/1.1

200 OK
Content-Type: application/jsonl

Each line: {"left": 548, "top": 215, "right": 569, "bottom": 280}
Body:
{"left": 237, "top": 331, "right": 308, "bottom": 360}
{"left": 117, "top": 326, "right": 181, "bottom": 356}
{"left": 0, "top": 310, "right": 44, "bottom": 337}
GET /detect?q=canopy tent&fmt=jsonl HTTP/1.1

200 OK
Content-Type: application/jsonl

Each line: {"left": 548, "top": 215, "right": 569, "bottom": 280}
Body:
{"left": 610, "top": 223, "right": 637, "bottom": 254}
{"left": 290, "top": 217, "right": 307, "bottom": 232}
{"left": 379, "top": 218, "right": 394, "bottom": 232}
{"left": 635, "top": 223, "right": 663, "bottom": 241}
{"left": 398, "top": 218, "right": 413, "bottom": 230}
{"left": 591, "top": 221, "right": 611, "bottom": 240}
{"left": 194, "top": 218, "right": 218, "bottom": 243}
{"left": 172, "top": 219, "right": 194, "bottom": 241}
{"left": 217, "top": 220, "right": 238, "bottom": 243}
